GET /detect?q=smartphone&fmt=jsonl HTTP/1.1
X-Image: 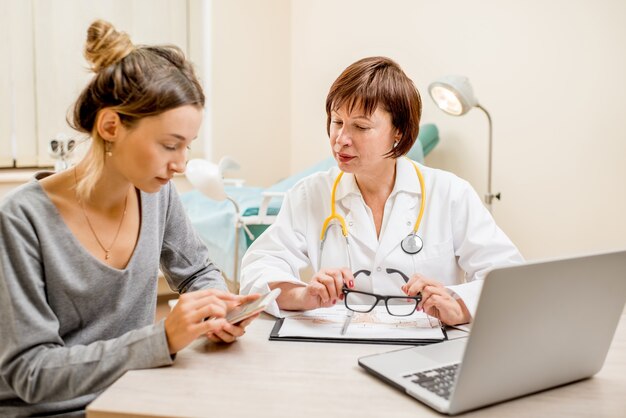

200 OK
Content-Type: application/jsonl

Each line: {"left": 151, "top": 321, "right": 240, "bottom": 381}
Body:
{"left": 225, "top": 288, "right": 281, "bottom": 324}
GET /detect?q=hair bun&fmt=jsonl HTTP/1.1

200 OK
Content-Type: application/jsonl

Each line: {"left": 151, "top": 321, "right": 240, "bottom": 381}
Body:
{"left": 84, "top": 20, "right": 134, "bottom": 73}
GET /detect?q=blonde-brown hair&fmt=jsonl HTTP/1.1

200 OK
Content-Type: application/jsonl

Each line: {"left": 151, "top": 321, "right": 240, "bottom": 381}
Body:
{"left": 69, "top": 20, "right": 205, "bottom": 200}
{"left": 325, "top": 56, "right": 422, "bottom": 159}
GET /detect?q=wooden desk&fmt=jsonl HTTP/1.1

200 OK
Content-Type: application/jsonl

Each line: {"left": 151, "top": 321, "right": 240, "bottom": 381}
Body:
{"left": 87, "top": 313, "right": 626, "bottom": 418}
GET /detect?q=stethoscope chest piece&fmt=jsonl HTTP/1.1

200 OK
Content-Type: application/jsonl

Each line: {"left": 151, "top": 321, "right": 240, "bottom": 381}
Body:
{"left": 401, "top": 233, "right": 423, "bottom": 255}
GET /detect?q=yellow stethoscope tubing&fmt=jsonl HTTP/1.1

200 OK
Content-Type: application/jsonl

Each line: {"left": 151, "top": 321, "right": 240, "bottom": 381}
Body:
{"left": 320, "top": 171, "right": 348, "bottom": 240}
{"left": 320, "top": 157, "right": 425, "bottom": 241}
{"left": 413, "top": 159, "right": 426, "bottom": 236}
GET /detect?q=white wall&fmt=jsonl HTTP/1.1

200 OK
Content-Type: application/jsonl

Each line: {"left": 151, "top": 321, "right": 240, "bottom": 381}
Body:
{"left": 3, "top": 1, "right": 624, "bottom": 262}
{"left": 210, "top": 0, "right": 291, "bottom": 186}
{"left": 213, "top": 0, "right": 626, "bottom": 260}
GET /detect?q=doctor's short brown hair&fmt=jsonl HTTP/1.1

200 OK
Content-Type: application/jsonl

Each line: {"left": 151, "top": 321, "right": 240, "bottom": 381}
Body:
{"left": 325, "top": 56, "right": 422, "bottom": 159}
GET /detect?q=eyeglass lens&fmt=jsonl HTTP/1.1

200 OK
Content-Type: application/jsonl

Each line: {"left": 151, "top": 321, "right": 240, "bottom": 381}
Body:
{"left": 344, "top": 291, "right": 418, "bottom": 316}
{"left": 385, "top": 297, "right": 419, "bottom": 316}
{"left": 344, "top": 291, "right": 377, "bottom": 312}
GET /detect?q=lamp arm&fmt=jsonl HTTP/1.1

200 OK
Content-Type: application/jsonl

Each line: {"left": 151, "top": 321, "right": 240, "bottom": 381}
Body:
{"left": 475, "top": 104, "right": 500, "bottom": 211}
{"left": 226, "top": 196, "right": 241, "bottom": 214}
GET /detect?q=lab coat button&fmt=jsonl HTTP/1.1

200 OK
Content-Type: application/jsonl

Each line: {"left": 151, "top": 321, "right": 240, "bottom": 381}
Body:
{"left": 349, "top": 221, "right": 354, "bottom": 227}
{"left": 376, "top": 267, "right": 382, "bottom": 272}
{"left": 406, "top": 221, "right": 411, "bottom": 226}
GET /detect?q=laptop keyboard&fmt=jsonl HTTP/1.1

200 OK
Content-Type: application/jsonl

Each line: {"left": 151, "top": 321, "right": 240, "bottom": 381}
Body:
{"left": 404, "top": 363, "right": 459, "bottom": 400}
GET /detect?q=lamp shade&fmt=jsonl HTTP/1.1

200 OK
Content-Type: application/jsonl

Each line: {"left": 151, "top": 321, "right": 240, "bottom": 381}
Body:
{"left": 428, "top": 75, "right": 478, "bottom": 116}
{"left": 218, "top": 156, "right": 241, "bottom": 176}
{"left": 185, "top": 158, "right": 227, "bottom": 201}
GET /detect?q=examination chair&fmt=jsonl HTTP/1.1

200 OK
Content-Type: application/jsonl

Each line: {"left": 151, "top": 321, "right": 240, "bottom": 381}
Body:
{"left": 181, "top": 123, "right": 439, "bottom": 283}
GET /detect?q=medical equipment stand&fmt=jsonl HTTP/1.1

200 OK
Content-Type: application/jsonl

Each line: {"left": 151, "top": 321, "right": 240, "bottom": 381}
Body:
{"left": 227, "top": 197, "right": 255, "bottom": 284}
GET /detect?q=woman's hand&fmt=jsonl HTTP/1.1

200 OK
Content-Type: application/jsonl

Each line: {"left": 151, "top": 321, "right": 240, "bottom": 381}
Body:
{"left": 164, "top": 289, "right": 242, "bottom": 354}
{"left": 402, "top": 274, "right": 470, "bottom": 326}
{"left": 271, "top": 268, "right": 355, "bottom": 311}
{"left": 205, "top": 294, "right": 262, "bottom": 343}
{"left": 205, "top": 314, "right": 259, "bottom": 343}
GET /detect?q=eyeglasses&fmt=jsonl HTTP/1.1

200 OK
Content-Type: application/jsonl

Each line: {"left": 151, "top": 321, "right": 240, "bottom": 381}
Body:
{"left": 342, "top": 269, "right": 421, "bottom": 316}
{"left": 342, "top": 287, "right": 422, "bottom": 316}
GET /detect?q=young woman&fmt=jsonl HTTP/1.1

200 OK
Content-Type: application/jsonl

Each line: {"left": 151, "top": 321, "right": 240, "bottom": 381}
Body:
{"left": 0, "top": 20, "right": 259, "bottom": 417}
{"left": 240, "top": 57, "right": 523, "bottom": 325}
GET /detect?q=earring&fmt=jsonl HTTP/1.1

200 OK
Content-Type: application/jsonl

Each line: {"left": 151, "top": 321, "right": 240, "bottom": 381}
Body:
{"left": 105, "top": 141, "right": 113, "bottom": 157}
{"left": 393, "top": 141, "right": 399, "bottom": 148}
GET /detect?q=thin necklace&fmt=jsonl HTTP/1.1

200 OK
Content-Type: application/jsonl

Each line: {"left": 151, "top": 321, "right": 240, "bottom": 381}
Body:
{"left": 74, "top": 167, "right": 130, "bottom": 262}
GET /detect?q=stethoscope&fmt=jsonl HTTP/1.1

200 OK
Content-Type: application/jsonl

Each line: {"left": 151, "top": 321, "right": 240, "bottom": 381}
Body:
{"left": 319, "top": 157, "right": 426, "bottom": 270}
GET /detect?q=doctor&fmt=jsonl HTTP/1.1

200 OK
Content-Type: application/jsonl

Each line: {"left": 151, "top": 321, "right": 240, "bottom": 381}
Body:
{"left": 240, "top": 56, "right": 523, "bottom": 325}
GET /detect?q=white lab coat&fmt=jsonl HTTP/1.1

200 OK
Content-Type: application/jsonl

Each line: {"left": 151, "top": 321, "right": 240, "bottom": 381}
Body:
{"left": 240, "top": 158, "right": 524, "bottom": 317}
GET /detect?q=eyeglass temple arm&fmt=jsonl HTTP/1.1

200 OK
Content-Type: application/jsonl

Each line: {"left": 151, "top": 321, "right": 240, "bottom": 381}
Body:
{"left": 343, "top": 269, "right": 371, "bottom": 290}
{"left": 386, "top": 268, "right": 410, "bottom": 283}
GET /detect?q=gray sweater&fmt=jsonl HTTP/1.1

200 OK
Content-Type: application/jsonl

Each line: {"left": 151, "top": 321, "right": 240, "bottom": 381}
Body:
{"left": 0, "top": 179, "right": 227, "bottom": 417}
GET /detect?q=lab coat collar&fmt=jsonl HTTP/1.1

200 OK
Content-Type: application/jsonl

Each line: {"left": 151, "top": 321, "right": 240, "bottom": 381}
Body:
{"left": 376, "top": 158, "right": 424, "bottom": 264}
{"left": 333, "top": 170, "right": 359, "bottom": 202}
{"left": 333, "top": 158, "right": 424, "bottom": 258}
{"left": 333, "top": 157, "right": 422, "bottom": 203}
{"left": 392, "top": 157, "right": 423, "bottom": 198}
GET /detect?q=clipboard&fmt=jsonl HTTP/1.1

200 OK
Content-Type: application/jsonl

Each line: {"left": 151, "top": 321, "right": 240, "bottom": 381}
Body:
{"left": 269, "top": 317, "right": 448, "bottom": 346}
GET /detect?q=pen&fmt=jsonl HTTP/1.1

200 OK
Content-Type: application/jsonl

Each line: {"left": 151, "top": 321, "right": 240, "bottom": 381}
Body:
{"left": 340, "top": 310, "right": 353, "bottom": 335}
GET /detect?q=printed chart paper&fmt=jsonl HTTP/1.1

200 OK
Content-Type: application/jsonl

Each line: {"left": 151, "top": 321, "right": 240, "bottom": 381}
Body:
{"left": 278, "top": 305, "right": 445, "bottom": 340}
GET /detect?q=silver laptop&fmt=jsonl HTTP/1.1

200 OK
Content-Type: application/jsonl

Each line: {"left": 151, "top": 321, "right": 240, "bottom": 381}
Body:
{"left": 358, "top": 250, "right": 626, "bottom": 415}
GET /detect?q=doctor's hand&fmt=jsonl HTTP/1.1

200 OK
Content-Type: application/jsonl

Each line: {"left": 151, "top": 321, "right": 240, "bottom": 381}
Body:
{"left": 164, "top": 289, "right": 240, "bottom": 355}
{"left": 205, "top": 294, "right": 262, "bottom": 343}
{"left": 272, "top": 268, "right": 354, "bottom": 311}
{"left": 402, "top": 274, "right": 471, "bottom": 326}
{"left": 298, "top": 268, "right": 355, "bottom": 310}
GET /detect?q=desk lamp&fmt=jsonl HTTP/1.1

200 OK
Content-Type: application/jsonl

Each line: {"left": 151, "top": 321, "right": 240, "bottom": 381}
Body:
{"left": 428, "top": 75, "right": 500, "bottom": 211}
{"left": 186, "top": 157, "right": 254, "bottom": 281}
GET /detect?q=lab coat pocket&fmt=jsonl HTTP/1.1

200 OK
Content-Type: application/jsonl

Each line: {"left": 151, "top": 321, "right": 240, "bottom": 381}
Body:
{"left": 413, "top": 239, "right": 458, "bottom": 283}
